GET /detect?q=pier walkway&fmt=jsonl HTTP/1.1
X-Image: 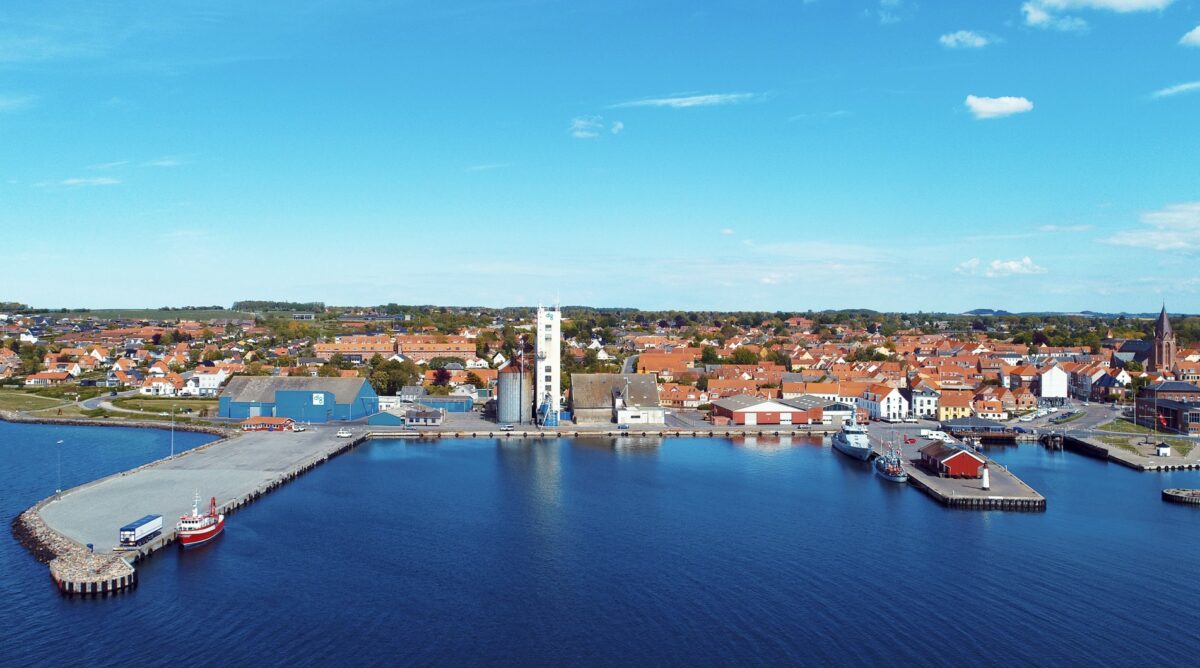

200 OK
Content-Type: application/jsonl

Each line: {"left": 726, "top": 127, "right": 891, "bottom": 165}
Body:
{"left": 39, "top": 425, "right": 362, "bottom": 553}
{"left": 867, "top": 431, "right": 1045, "bottom": 511}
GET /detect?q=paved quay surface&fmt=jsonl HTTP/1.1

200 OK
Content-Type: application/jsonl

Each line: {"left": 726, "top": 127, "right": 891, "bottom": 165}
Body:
{"left": 39, "top": 425, "right": 363, "bottom": 552}
{"left": 866, "top": 422, "right": 1045, "bottom": 509}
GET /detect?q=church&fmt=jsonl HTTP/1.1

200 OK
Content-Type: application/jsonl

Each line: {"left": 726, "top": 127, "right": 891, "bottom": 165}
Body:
{"left": 1149, "top": 305, "right": 1177, "bottom": 374}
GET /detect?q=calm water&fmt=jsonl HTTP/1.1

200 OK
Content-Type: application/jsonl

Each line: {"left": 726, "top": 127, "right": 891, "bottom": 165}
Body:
{"left": 3, "top": 422, "right": 1200, "bottom": 666}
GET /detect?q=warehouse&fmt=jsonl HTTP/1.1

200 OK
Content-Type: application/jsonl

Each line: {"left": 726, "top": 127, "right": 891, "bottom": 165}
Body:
{"left": 570, "top": 373, "right": 663, "bottom": 424}
{"left": 711, "top": 394, "right": 830, "bottom": 426}
{"left": 218, "top": 376, "right": 379, "bottom": 422}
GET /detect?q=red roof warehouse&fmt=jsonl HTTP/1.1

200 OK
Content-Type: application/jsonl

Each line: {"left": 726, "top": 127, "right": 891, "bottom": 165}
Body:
{"left": 919, "top": 441, "right": 985, "bottom": 478}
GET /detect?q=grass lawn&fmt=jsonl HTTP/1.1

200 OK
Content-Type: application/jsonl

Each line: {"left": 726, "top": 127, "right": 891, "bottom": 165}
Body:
{"left": 111, "top": 397, "right": 219, "bottom": 415}
{"left": 1097, "top": 419, "right": 1152, "bottom": 434}
{"left": 0, "top": 391, "right": 69, "bottom": 412}
{"left": 29, "top": 403, "right": 214, "bottom": 425}
{"left": 1098, "top": 435, "right": 1143, "bottom": 454}
{"left": 1163, "top": 438, "right": 1196, "bottom": 457}
{"left": 62, "top": 308, "right": 253, "bottom": 321}
{"left": 1053, "top": 412, "right": 1085, "bottom": 425}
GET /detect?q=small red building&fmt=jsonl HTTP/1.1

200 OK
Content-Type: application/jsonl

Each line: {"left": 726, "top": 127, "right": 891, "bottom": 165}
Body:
{"left": 919, "top": 441, "right": 985, "bottom": 478}
{"left": 240, "top": 416, "right": 296, "bottom": 432}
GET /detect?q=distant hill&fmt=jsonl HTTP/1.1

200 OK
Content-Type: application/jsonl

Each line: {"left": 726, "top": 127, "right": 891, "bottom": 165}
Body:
{"left": 963, "top": 309, "right": 1013, "bottom": 316}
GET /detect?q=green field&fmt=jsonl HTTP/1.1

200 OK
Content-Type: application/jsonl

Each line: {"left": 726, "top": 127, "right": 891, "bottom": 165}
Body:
{"left": 112, "top": 397, "right": 219, "bottom": 415}
{"left": 1098, "top": 435, "right": 1142, "bottom": 454}
{"left": 58, "top": 309, "right": 255, "bottom": 321}
{"left": 0, "top": 391, "right": 69, "bottom": 412}
{"left": 1163, "top": 438, "right": 1196, "bottom": 457}
{"left": 1097, "top": 419, "right": 1151, "bottom": 434}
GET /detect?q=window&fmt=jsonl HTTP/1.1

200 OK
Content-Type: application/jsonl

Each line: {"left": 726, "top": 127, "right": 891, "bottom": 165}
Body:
{"left": 545, "top": 375, "right": 551, "bottom": 382}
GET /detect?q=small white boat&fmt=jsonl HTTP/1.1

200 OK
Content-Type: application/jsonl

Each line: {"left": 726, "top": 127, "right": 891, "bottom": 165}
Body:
{"left": 336, "top": 428, "right": 352, "bottom": 438}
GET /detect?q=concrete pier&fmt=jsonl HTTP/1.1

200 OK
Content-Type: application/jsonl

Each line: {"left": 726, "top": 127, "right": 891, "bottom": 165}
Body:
{"left": 1063, "top": 435, "right": 1200, "bottom": 472}
{"left": 39, "top": 425, "right": 369, "bottom": 552}
{"left": 867, "top": 434, "right": 1046, "bottom": 511}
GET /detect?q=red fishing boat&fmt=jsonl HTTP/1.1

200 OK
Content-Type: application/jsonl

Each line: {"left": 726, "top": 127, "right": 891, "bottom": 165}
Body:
{"left": 177, "top": 493, "right": 225, "bottom": 548}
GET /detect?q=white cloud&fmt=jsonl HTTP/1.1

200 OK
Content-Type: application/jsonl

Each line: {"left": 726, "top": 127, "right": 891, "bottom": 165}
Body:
{"left": 965, "top": 95, "right": 1034, "bottom": 119}
{"left": 957, "top": 257, "right": 1047, "bottom": 277}
{"left": 1022, "top": 2, "right": 1089, "bottom": 30}
{"left": 1182, "top": 25, "right": 1200, "bottom": 47}
{"left": 1023, "top": 0, "right": 1172, "bottom": 31}
{"left": 0, "top": 94, "right": 35, "bottom": 111}
{"left": 611, "top": 93, "right": 757, "bottom": 109}
{"left": 1151, "top": 81, "right": 1200, "bottom": 98}
{"left": 87, "top": 160, "right": 129, "bottom": 170}
{"left": 955, "top": 258, "right": 981, "bottom": 274}
{"left": 570, "top": 116, "right": 604, "bottom": 139}
{"left": 610, "top": 120, "right": 624, "bottom": 135}
{"left": 1038, "top": 224, "right": 1093, "bottom": 232}
{"left": 939, "top": 30, "right": 991, "bottom": 48}
{"left": 721, "top": 228, "right": 735, "bottom": 236}
{"left": 142, "top": 157, "right": 181, "bottom": 167}
{"left": 61, "top": 177, "right": 120, "bottom": 186}
{"left": 1037, "top": 0, "right": 1173, "bottom": 10}
{"left": 1107, "top": 202, "right": 1200, "bottom": 252}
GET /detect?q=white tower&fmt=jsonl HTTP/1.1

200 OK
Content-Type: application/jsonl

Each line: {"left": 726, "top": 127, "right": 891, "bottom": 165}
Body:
{"left": 535, "top": 304, "right": 561, "bottom": 425}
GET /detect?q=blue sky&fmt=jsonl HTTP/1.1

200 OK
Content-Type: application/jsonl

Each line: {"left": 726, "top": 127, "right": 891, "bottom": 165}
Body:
{"left": 1, "top": 0, "right": 1198, "bottom": 313}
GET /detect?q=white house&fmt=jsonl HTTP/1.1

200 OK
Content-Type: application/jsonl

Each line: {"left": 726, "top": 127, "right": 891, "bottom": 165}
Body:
{"left": 180, "top": 367, "right": 229, "bottom": 397}
{"left": 861, "top": 384, "right": 909, "bottom": 421}
{"left": 1038, "top": 365, "right": 1069, "bottom": 400}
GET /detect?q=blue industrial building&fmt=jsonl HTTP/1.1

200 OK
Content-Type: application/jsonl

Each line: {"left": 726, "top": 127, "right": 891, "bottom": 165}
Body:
{"left": 419, "top": 395, "right": 474, "bottom": 413}
{"left": 219, "top": 377, "right": 379, "bottom": 422}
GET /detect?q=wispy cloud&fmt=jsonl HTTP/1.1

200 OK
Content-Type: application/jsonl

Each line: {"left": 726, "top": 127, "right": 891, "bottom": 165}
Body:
{"left": 957, "top": 257, "right": 1047, "bottom": 277}
{"left": 61, "top": 177, "right": 120, "bottom": 187}
{"left": 788, "top": 110, "right": 851, "bottom": 121}
{"left": 1022, "top": 0, "right": 1174, "bottom": 32}
{"left": 1182, "top": 25, "right": 1200, "bottom": 47}
{"left": 87, "top": 160, "right": 130, "bottom": 170}
{"left": 142, "top": 157, "right": 182, "bottom": 167}
{"left": 1038, "top": 224, "right": 1093, "bottom": 232}
{"left": 0, "top": 94, "right": 35, "bottom": 111}
{"left": 965, "top": 95, "right": 1034, "bottom": 119}
{"left": 721, "top": 228, "right": 735, "bottom": 236}
{"left": 570, "top": 116, "right": 623, "bottom": 139}
{"left": 1107, "top": 202, "right": 1200, "bottom": 252}
{"left": 570, "top": 116, "right": 604, "bottom": 139}
{"left": 465, "top": 163, "right": 514, "bottom": 173}
{"left": 611, "top": 93, "right": 758, "bottom": 109}
{"left": 1022, "top": 2, "right": 1089, "bottom": 31}
{"left": 939, "top": 30, "right": 991, "bottom": 48}
{"left": 1151, "top": 81, "right": 1200, "bottom": 99}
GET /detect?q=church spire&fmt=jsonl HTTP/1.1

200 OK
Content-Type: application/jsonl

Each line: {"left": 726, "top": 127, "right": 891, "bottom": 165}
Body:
{"left": 1155, "top": 304, "right": 1173, "bottom": 339}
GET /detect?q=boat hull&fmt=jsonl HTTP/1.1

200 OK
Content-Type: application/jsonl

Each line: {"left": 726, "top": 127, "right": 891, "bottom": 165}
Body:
{"left": 179, "top": 516, "right": 225, "bottom": 548}
{"left": 832, "top": 438, "right": 872, "bottom": 461}
{"left": 874, "top": 463, "right": 908, "bottom": 483}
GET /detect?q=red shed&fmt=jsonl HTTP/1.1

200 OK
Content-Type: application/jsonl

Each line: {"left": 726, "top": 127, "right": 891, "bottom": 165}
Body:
{"left": 919, "top": 441, "right": 985, "bottom": 478}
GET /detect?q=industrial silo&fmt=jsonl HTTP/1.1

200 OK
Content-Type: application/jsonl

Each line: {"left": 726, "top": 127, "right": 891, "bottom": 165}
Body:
{"left": 496, "top": 360, "right": 532, "bottom": 424}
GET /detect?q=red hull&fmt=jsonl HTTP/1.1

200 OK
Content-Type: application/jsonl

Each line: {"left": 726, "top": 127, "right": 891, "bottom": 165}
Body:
{"left": 178, "top": 516, "right": 225, "bottom": 548}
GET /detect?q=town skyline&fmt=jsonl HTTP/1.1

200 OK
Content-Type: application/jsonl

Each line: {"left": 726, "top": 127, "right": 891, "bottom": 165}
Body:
{"left": 3, "top": 1, "right": 1199, "bottom": 310}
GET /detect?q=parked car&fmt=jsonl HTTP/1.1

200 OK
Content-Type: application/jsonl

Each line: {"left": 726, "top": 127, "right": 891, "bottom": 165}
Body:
{"left": 499, "top": 424, "right": 515, "bottom": 432}
{"left": 618, "top": 424, "right": 630, "bottom": 430}
{"left": 904, "top": 436, "right": 917, "bottom": 444}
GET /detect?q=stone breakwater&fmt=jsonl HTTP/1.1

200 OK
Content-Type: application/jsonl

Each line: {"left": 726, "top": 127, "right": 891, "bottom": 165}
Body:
{"left": 0, "top": 409, "right": 232, "bottom": 438}
{"left": 13, "top": 496, "right": 137, "bottom": 595}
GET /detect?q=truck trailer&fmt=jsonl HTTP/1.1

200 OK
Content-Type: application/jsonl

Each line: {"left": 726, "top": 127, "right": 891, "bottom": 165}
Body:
{"left": 118, "top": 514, "right": 163, "bottom": 547}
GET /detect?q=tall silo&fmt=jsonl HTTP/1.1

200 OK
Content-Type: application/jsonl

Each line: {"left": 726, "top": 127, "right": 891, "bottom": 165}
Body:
{"left": 496, "top": 360, "right": 532, "bottom": 424}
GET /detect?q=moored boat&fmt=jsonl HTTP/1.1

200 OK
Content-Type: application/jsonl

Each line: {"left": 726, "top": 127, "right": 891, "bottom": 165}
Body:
{"left": 832, "top": 420, "right": 872, "bottom": 461}
{"left": 874, "top": 443, "right": 908, "bottom": 483}
{"left": 177, "top": 493, "right": 225, "bottom": 548}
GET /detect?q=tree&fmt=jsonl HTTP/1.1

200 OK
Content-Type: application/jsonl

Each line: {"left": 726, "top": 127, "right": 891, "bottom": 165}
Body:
{"left": 1124, "top": 360, "right": 1144, "bottom": 372}
{"left": 465, "top": 371, "right": 483, "bottom": 387}
{"left": 317, "top": 364, "right": 341, "bottom": 377}
{"left": 701, "top": 346, "right": 721, "bottom": 365}
{"left": 428, "top": 356, "right": 466, "bottom": 369}
{"left": 729, "top": 348, "right": 759, "bottom": 365}
{"left": 432, "top": 368, "right": 452, "bottom": 386}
